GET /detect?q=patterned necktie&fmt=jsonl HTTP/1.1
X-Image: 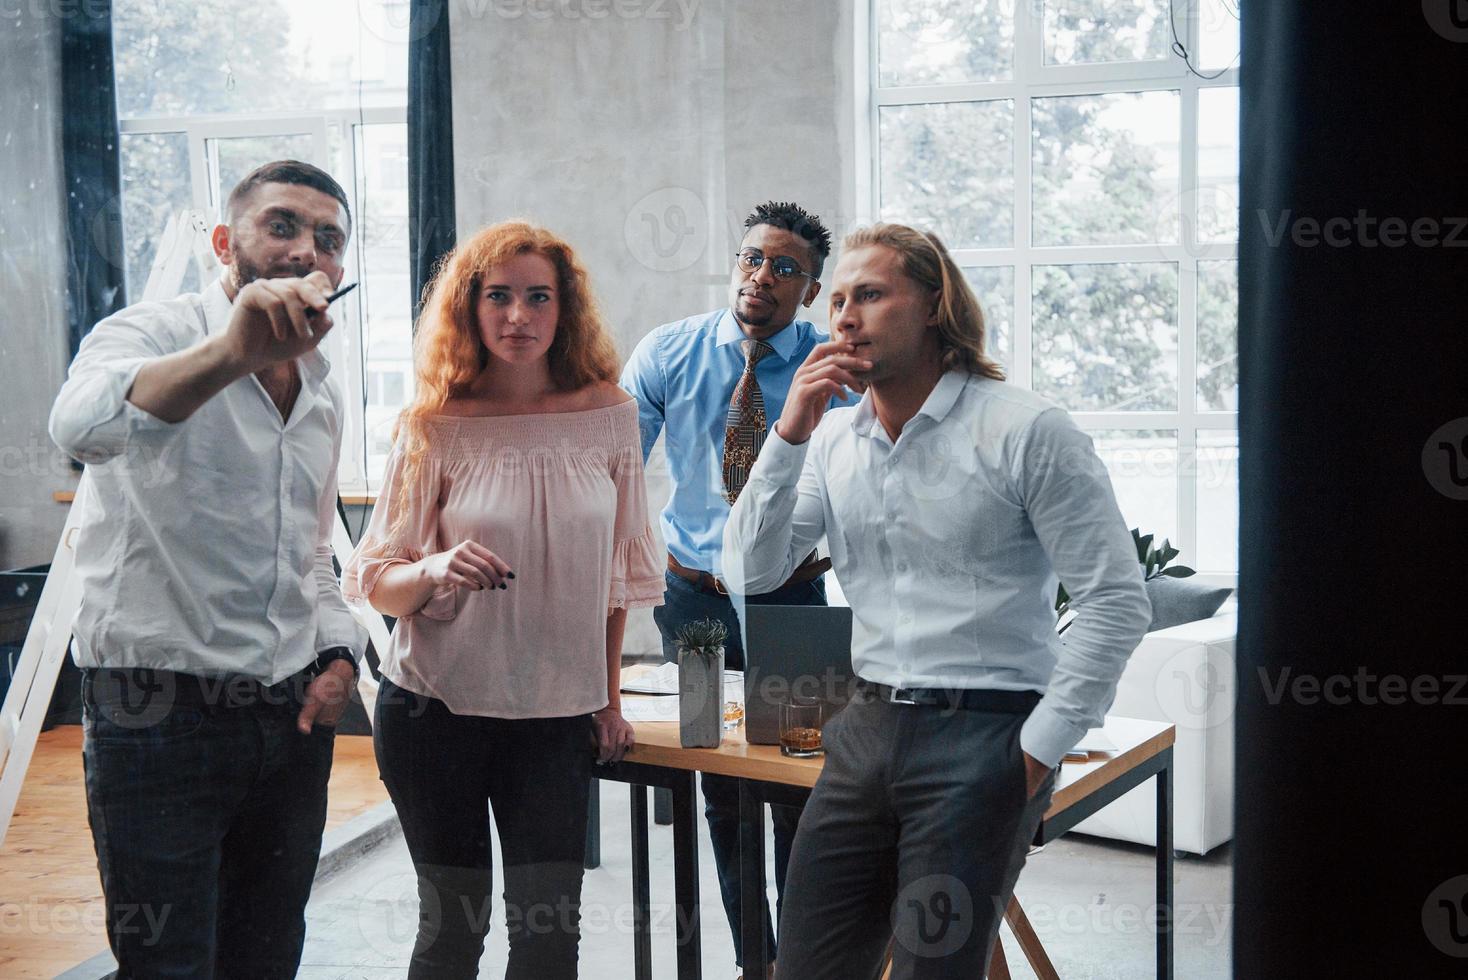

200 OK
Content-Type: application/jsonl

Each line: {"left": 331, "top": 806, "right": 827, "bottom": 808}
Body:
{"left": 722, "top": 338, "right": 775, "bottom": 504}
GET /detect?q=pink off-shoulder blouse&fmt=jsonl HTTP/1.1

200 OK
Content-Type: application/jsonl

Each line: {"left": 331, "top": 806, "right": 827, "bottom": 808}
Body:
{"left": 342, "top": 399, "right": 663, "bottom": 718}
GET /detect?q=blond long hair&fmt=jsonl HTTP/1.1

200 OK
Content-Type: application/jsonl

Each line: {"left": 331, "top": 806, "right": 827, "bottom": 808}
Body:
{"left": 389, "top": 221, "right": 620, "bottom": 535}
{"left": 841, "top": 223, "right": 1004, "bottom": 381}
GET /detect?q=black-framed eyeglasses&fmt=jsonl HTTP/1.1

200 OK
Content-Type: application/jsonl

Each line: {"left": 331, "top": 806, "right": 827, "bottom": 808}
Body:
{"left": 735, "top": 249, "right": 817, "bottom": 283}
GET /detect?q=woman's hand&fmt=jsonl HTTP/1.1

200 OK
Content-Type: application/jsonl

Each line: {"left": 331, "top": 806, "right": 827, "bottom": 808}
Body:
{"left": 419, "top": 540, "right": 513, "bottom": 592}
{"left": 591, "top": 706, "right": 636, "bottom": 764}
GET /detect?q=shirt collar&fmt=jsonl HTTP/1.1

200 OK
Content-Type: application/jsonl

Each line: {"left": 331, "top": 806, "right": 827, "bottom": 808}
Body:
{"left": 207, "top": 276, "right": 332, "bottom": 393}
{"left": 851, "top": 370, "right": 969, "bottom": 439}
{"left": 714, "top": 308, "right": 805, "bottom": 363}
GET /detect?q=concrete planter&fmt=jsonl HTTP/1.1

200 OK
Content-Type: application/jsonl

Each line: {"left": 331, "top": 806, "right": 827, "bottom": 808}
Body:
{"left": 678, "top": 645, "right": 724, "bottom": 748}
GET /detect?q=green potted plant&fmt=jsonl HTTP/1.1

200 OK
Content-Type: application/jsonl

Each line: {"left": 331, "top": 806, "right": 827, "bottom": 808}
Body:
{"left": 674, "top": 618, "right": 727, "bottom": 748}
{"left": 1057, "top": 528, "right": 1228, "bottom": 634}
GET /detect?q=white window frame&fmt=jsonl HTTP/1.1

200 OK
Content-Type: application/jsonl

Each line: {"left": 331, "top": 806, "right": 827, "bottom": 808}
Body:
{"left": 118, "top": 107, "right": 408, "bottom": 493}
{"left": 862, "top": 0, "right": 1239, "bottom": 584}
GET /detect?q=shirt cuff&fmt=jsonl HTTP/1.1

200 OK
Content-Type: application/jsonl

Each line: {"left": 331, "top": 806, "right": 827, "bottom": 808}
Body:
{"left": 1019, "top": 699, "right": 1091, "bottom": 768}
{"left": 315, "top": 616, "right": 369, "bottom": 663}
{"left": 751, "top": 425, "right": 810, "bottom": 488}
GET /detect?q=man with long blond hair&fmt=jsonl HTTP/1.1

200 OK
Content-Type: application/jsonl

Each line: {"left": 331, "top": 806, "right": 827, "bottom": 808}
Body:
{"left": 724, "top": 222, "right": 1151, "bottom": 978}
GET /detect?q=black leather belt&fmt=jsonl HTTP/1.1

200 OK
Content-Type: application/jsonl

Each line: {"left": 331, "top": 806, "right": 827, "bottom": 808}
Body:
{"left": 667, "top": 550, "right": 830, "bottom": 596}
{"left": 856, "top": 680, "right": 1041, "bottom": 714}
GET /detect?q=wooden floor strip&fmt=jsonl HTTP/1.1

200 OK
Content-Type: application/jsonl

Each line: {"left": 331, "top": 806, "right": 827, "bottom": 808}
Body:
{"left": 0, "top": 726, "right": 386, "bottom": 980}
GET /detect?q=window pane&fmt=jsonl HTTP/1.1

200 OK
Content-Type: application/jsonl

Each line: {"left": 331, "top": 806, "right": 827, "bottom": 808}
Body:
{"left": 120, "top": 132, "right": 194, "bottom": 299}
{"left": 1032, "top": 91, "right": 1180, "bottom": 246}
{"left": 1198, "top": 0, "right": 1241, "bottom": 72}
{"left": 880, "top": 101, "right": 1014, "bottom": 249}
{"left": 1196, "top": 430, "right": 1239, "bottom": 572}
{"left": 1197, "top": 86, "right": 1239, "bottom": 243}
{"left": 1196, "top": 260, "right": 1238, "bottom": 412}
{"left": 1032, "top": 262, "right": 1178, "bottom": 411}
{"left": 357, "top": 123, "right": 415, "bottom": 485}
{"left": 114, "top": 0, "right": 408, "bottom": 118}
{"left": 962, "top": 267, "right": 1013, "bottom": 372}
{"left": 1091, "top": 429, "right": 1178, "bottom": 547}
{"left": 878, "top": 0, "right": 1014, "bottom": 86}
{"left": 210, "top": 134, "right": 319, "bottom": 213}
{"left": 1042, "top": 0, "right": 1170, "bottom": 66}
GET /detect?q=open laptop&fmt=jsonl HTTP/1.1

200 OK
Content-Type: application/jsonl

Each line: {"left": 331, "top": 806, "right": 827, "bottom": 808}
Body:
{"left": 742, "top": 605, "right": 857, "bottom": 745}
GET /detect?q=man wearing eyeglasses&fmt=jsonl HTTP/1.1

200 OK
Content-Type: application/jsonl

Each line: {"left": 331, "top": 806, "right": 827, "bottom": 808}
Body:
{"left": 622, "top": 200, "right": 855, "bottom": 980}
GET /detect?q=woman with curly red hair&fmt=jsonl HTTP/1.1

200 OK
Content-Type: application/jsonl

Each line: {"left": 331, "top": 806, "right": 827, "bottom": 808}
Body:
{"left": 343, "top": 220, "right": 662, "bottom": 978}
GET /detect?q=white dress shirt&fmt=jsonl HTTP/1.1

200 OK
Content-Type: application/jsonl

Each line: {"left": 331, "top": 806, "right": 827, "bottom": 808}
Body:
{"left": 49, "top": 278, "right": 367, "bottom": 683}
{"left": 723, "top": 370, "right": 1151, "bottom": 766}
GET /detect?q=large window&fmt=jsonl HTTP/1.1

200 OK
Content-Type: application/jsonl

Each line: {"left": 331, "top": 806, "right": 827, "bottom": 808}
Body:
{"left": 869, "top": 0, "right": 1240, "bottom": 578}
{"left": 113, "top": 0, "right": 414, "bottom": 489}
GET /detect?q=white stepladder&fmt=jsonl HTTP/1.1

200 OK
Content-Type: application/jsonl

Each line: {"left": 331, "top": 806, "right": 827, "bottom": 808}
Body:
{"left": 0, "top": 210, "right": 392, "bottom": 847}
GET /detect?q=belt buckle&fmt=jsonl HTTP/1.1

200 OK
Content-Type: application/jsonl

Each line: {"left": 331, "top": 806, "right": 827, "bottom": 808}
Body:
{"left": 886, "top": 685, "right": 919, "bottom": 706}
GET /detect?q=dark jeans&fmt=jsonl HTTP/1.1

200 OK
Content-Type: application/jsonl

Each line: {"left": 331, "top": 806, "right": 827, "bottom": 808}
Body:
{"left": 775, "top": 690, "right": 1057, "bottom": 980}
{"left": 80, "top": 666, "right": 335, "bottom": 980}
{"left": 652, "top": 568, "right": 826, "bottom": 969}
{"left": 374, "top": 676, "right": 594, "bottom": 979}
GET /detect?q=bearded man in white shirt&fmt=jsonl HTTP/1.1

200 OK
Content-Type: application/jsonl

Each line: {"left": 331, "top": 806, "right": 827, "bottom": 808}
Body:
{"left": 723, "top": 223, "right": 1151, "bottom": 979}
{"left": 49, "top": 160, "right": 368, "bottom": 979}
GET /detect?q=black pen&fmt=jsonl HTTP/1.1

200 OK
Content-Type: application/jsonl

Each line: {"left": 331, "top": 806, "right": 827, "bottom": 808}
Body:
{"left": 308, "top": 281, "right": 358, "bottom": 316}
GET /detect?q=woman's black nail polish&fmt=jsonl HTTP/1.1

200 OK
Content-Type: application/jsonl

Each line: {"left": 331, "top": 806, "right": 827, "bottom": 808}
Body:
{"left": 499, "top": 582, "right": 508, "bottom": 590}
{"left": 507, "top": 572, "right": 516, "bottom": 579}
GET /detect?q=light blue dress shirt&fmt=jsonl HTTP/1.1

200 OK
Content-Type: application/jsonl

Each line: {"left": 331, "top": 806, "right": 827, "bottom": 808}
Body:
{"left": 620, "top": 308, "right": 854, "bottom": 577}
{"left": 723, "top": 370, "right": 1152, "bottom": 766}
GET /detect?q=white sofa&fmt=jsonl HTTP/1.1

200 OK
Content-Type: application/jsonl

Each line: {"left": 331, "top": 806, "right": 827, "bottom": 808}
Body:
{"left": 1070, "top": 607, "right": 1237, "bottom": 855}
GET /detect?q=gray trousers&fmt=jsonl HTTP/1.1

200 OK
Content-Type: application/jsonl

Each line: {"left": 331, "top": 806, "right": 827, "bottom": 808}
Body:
{"left": 775, "top": 689, "right": 1056, "bottom": 979}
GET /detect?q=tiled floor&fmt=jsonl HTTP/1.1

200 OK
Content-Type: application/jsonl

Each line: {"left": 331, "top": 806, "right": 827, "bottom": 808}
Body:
{"left": 298, "top": 779, "right": 1232, "bottom": 979}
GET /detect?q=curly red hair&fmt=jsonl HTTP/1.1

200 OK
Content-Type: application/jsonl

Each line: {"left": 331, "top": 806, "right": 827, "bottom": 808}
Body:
{"left": 389, "top": 221, "right": 621, "bottom": 534}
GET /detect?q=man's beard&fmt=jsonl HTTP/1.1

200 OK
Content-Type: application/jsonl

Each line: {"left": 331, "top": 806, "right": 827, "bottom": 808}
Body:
{"left": 734, "top": 296, "right": 775, "bottom": 329}
{"left": 230, "top": 253, "right": 309, "bottom": 291}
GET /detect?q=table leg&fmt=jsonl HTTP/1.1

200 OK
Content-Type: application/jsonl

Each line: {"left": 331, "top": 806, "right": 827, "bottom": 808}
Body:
{"left": 584, "top": 777, "right": 601, "bottom": 870}
{"left": 1156, "top": 749, "right": 1174, "bottom": 980}
{"left": 738, "top": 780, "right": 767, "bottom": 973}
{"left": 671, "top": 771, "right": 703, "bottom": 979}
{"left": 631, "top": 783, "right": 652, "bottom": 980}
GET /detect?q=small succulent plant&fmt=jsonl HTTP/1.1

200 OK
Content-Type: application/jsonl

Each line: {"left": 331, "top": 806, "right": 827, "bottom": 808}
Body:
{"left": 673, "top": 618, "right": 728, "bottom": 653}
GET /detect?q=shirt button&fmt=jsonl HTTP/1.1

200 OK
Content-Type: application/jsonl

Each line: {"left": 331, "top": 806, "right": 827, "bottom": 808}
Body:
{"left": 897, "top": 562, "right": 909, "bottom": 573}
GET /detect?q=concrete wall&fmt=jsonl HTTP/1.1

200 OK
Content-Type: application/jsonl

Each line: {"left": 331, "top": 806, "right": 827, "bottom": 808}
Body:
{"left": 450, "top": 0, "right": 859, "bottom": 654}
{"left": 0, "top": 7, "right": 73, "bottom": 570}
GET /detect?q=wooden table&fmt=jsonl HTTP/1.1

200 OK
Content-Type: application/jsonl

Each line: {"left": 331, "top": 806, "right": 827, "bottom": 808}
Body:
{"left": 604, "top": 712, "right": 1176, "bottom": 980}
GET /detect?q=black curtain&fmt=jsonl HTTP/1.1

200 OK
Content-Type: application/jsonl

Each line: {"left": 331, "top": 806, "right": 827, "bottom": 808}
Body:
{"left": 61, "top": 1, "right": 125, "bottom": 356}
{"left": 1237, "top": 3, "right": 1468, "bottom": 974}
{"left": 408, "top": 0, "right": 456, "bottom": 324}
